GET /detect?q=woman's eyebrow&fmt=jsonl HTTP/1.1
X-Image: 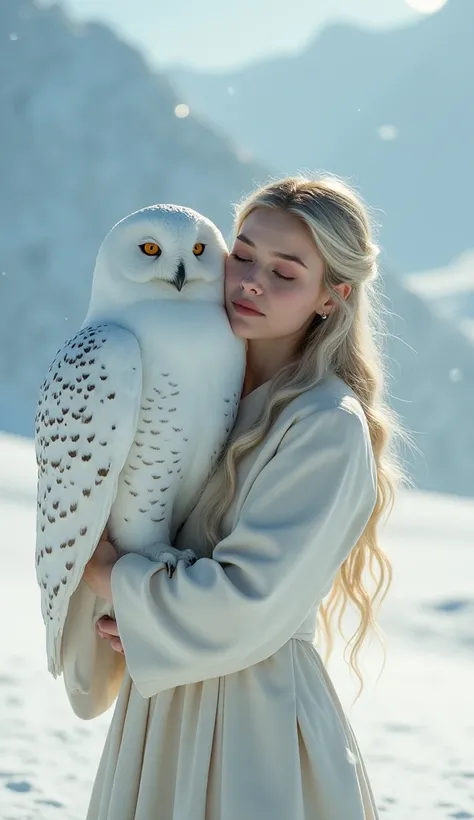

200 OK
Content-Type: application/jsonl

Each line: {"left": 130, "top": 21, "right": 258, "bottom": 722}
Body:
{"left": 235, "top": 233, "right": 308, "bottom": 269}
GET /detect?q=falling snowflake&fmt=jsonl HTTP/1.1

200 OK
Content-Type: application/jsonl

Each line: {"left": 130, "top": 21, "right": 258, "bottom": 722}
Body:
{"left": 174, "top": 103, "right": 190, "bottom": 119}
{"left": 378, "top": 125, "right": 398, "bottom": 141}
{"left": 449, "top": 368, "right": 462, "bottom": 382}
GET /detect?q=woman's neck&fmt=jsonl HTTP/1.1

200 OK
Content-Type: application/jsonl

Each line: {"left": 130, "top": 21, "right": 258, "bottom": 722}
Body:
{"left": 242, "top": 337, "right": 298, "bottom": 397}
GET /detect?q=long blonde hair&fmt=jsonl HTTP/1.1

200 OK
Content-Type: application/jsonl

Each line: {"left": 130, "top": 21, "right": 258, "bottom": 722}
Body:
{"left": 201, "top": 175, "right": 408, "bottom": 693}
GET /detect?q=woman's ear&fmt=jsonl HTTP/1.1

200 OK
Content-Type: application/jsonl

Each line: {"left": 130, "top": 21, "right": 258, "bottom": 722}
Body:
{"left": 336, "top": 283, "right": 352, "bottom": 301}
{"left": 322, "top": 283, "right": 352, "bottom": 314}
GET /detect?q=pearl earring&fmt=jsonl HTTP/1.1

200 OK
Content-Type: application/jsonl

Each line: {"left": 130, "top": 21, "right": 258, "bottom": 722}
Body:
{"left": 321, "top": 312, "right": 328, "bottom": 320}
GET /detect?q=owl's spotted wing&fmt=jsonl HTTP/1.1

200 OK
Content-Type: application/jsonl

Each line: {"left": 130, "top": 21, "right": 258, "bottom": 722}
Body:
{"left": 35, "top": 323, "right": 142, "bottom": 677}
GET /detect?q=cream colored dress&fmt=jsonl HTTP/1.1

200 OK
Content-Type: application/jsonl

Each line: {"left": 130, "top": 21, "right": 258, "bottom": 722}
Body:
{"left": 62, "top": 374, "right": 380, "bottom": 820}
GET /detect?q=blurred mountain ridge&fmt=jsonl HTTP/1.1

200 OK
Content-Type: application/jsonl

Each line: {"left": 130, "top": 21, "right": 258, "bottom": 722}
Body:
{"left": 0, "top": 0, "right": 267, "bottom": 432}
{"left": 170, "top": 0, "right": 474, "bottom": 273}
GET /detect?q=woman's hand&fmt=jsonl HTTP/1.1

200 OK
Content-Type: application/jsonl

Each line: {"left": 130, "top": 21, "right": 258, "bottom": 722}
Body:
{"left": 83, "top": 528, "right": 119, "bottom": 604}
{"left": 96, "top": 616, "right": 123, "bottom": 654}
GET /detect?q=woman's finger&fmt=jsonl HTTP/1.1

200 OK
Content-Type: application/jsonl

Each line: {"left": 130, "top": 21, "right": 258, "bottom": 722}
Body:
{"left": 96, "top": 616, "right": 120, "bottom": 637}
{"left": 96, "top": 624, "right": 123, "bottom": 653}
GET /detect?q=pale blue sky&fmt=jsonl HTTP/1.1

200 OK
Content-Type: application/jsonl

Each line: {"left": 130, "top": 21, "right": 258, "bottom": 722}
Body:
{"left": 40, "top": 0, "right": 422, "bottom": 71}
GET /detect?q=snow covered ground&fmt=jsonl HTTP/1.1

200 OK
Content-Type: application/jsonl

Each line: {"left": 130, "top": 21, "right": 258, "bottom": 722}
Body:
{"left": 1, "top": 432, "right": 473, "bottom": 819}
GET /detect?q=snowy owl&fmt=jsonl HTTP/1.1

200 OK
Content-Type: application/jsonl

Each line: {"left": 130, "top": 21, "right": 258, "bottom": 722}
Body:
{"left": 35, "top": 204, "right": 245, "bottom": 677}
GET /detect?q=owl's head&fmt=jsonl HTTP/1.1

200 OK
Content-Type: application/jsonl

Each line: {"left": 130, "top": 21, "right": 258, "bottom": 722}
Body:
{"left": 88, "top": 205, "right": 228, "bottom": 315}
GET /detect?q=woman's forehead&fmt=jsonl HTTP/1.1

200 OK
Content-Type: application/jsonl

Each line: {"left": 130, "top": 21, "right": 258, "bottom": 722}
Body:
{"left": 238, "top": 208, "right": 320, "bottom": 265}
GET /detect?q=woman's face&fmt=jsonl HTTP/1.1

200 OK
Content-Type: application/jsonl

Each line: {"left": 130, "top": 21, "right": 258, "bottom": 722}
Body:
{"left": 225, "top": 208, "right": 335, "bottom": 341}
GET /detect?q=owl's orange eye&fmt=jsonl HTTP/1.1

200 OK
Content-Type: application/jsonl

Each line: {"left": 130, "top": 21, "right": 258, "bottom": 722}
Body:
{"left": 193, "top": 242, "right": 205, "bottom": 257}
{"left": 140, "top": 242, "right": 161, "bottom": 257}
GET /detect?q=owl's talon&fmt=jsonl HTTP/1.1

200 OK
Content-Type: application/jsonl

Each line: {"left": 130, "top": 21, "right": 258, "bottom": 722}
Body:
{"left": 154, "top": 547, "right": 198, "bottom": 577}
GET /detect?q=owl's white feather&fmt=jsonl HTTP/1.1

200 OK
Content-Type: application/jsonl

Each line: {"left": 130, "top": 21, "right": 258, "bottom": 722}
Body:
{"left": 35, "top": 324, "right": 142, "bottom": 673}
{"left": 35, "top": 204, "right": 245, "bottom": 677}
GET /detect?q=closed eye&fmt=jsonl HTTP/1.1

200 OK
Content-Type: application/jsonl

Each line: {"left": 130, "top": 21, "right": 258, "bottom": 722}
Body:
{"left": 232, "top": 252, "right": 295, "bottom": 281}
{"left": 273, "top": 271, "right": 295, "bottom": 281}
{"left": 231, "top": 253, "right": 251, "bottom": 263}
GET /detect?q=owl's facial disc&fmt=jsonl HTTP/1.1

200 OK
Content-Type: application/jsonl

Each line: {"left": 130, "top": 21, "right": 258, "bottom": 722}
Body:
{"left": 136, "top": 239, "right": 208, "bottom": 290}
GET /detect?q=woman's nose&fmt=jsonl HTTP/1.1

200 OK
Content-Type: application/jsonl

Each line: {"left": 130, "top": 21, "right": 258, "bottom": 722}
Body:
{"left": 240, "top": 277, "right": 263, "bottom": 296}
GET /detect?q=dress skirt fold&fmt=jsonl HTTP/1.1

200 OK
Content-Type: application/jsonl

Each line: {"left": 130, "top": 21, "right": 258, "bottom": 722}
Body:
{"left": 87, "top": 640, "right": 378, "bottom": 820}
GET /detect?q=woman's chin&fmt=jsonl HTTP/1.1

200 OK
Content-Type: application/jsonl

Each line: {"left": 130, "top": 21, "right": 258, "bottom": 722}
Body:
{"left": 226, "top": 316, "right": 256, "bottom": 340}
{"left": 230, "top": 324, "right": 251, "bottom": 340}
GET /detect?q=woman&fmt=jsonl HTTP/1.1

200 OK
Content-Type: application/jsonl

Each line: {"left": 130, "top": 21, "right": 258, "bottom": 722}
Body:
{"left": 79, "top": 175, "right": 404, "bottom": 819}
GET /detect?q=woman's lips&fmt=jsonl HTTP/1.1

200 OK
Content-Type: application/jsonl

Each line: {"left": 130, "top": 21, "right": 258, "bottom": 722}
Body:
{"left": 232, "top": 300, "right": 264, "bottom": 316}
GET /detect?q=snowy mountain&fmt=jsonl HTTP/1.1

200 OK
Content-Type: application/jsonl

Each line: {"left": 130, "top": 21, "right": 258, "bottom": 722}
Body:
{"left": 382, "top": 269, "right": 474, "bottom": 498}
{"left": 0, "top": 0, "right": 267, "bottom": 434}
{"left": 170, "top": 0, "right": 474, "bottom": 273}
{"left": 404, "top": 251, "right": 474, "bottom": 341}
{"left": 0, "top": 0, "right": 473, "bottom": 498}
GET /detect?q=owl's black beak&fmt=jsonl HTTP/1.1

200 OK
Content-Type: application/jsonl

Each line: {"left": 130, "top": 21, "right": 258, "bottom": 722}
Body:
{"left": 173, "top": 261, "right": 186, "bottom": 291}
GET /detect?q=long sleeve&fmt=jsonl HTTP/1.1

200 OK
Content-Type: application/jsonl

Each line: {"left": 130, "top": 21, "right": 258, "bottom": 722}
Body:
{"left": 111, "top": 403, "right": 377, "bottom": 698}
{"left": 61, "top": 580, "right": 125, "bottom": 719}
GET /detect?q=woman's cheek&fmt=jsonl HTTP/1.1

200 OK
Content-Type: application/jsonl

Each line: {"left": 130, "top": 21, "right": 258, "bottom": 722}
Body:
{"left": 224, "top": 254, "right": 236, "bottom": 278}
{"left": 272, "top": 288, "right": 303, "bottom": 325}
